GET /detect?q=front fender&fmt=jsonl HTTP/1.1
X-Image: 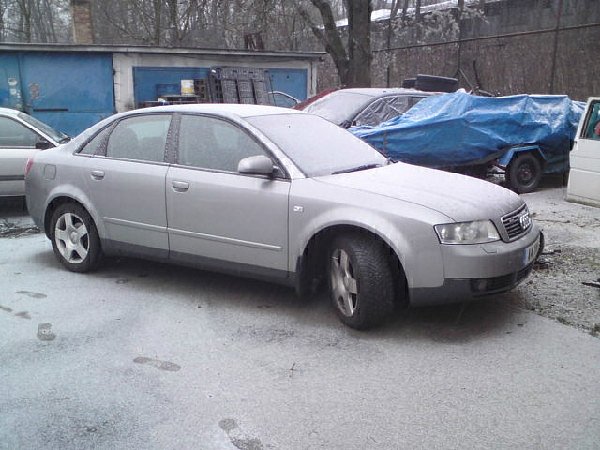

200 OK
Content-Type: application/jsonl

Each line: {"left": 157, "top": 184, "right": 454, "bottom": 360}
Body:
{"left": 498, "top": 145, "right": 545, "bottom": 167}
{"left": 291, "top": 204, "right": 445, "bottom": 290}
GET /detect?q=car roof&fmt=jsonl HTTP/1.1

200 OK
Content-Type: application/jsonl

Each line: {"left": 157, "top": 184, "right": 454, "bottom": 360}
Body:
{"left": 132, "top": 103, "right": 303, "bottom": 119}
{"left": 0, "top": 107, "right": 23, "bottom": 117}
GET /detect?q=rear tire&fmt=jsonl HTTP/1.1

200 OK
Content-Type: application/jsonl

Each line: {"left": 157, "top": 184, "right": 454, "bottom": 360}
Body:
{"left": 50, "top": 203, "right": 102, "bottom": 272}
{"left": 506, "top": 153, "right": 542, "bottom": 193}
{"left": 328, "top": 234, "right": 395, "bottom": 330}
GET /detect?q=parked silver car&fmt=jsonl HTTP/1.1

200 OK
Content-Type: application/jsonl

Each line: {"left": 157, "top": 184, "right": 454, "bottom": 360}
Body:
{"left": 0, "top": 107, "right": 69, "bottom": 197}
{"left": 26, "top": 104, "right": 542, "bottom": 329}
{"left": 300, "top": 88, "right": 436, "bottom": 128}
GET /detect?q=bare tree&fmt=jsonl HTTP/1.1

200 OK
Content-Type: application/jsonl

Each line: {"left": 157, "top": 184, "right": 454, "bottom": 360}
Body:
{"left": 0, "top": 0, "right": 70, "bottom": 43}
{"left": 299, "top": 0, "right": 373, "bottom": 87}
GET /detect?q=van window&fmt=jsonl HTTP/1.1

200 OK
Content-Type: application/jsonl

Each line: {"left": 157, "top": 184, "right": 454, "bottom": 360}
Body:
{"left": 582, "top": 101, "right": 600, "bottom": 140}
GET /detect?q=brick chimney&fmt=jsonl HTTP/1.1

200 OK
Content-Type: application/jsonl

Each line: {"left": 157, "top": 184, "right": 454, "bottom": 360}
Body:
{"left": 70, "top": 0, "right": 94, "bottom": 44}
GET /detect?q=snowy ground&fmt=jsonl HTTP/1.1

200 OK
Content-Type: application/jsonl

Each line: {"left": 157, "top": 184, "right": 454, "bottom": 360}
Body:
{"left": 1, "top": 179, "right": 599, "bottom": 337}
{"left": 506, "top": 178, "right": 600, "bottom": 336}
{"left": 1, "top": 186, "right": 599, "bottom": 448}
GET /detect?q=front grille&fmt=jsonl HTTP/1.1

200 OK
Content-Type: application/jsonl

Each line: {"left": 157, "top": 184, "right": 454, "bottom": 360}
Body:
{"left": 485, "top": 273, "right": 515, "bottom": 291}
{"left": 501, "top": 204, "right": 532, "bottom": 240}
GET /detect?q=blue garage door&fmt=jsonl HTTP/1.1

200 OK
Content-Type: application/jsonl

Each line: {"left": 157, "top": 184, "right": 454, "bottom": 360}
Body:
{"left": 133, "top": 67, "right": 209, "bottom": 107}
{"left": 269, "top": 69, "right": 308, "bottom": 101}
{"left": 18, "top": 53, "right": 115, "bottom": 136}
{"left": 0, "top": 54, "right": 24, "bottom": 111}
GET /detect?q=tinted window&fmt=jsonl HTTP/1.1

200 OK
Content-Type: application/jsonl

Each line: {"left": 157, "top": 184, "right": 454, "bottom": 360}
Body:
{"left": 79, "top": 126, "right": 112, "bottom": 155}
{"left": 106, "top": 114, "right": 171, "bottom": 162}
{"left": 0, "top": 116, "right": 39, "bottom": 148}
{"left": 582, "top": 101, "right": 600, "bottom": 140}
{"left": 247, "top": 113, "right": 386, "bottom": 177}
{"left": 178, "top": 115, "right": 267, "bottom": 172}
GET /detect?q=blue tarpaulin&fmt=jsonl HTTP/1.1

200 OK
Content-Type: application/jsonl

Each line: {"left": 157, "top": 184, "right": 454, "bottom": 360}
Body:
{"left": 350, "top": 92, "right": 584, "bottom": 172}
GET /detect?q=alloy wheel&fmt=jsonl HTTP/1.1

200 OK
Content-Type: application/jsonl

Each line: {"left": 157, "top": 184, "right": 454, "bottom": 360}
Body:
{"left": 54, "top": 212, "right": 89, "bottom": 264}
{"left": 330, "top": 248, "right": 358, "bottom": 317}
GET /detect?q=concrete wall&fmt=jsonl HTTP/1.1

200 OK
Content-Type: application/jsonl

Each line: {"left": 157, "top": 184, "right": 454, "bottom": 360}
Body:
{"left": 317, "top": 0, "right": 600, "bottom": 100}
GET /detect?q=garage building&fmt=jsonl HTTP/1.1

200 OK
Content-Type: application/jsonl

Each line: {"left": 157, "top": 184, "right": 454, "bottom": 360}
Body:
{"left": 0, "top": 43, "right": 322, "bottom": 136}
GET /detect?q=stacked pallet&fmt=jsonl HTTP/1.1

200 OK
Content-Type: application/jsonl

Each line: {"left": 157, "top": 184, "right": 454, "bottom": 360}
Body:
{"left": 209, "top": 67, "right": 273, "bottom": 105}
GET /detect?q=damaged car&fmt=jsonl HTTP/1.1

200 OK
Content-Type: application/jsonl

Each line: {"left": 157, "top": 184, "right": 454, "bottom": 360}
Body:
{"left": 26, "top": 105, "right": 542, "bottom": 329}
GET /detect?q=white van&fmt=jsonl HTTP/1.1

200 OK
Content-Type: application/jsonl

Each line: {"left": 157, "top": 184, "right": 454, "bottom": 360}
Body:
{"left": 567, "top": 98, "right": 600, "bottom": 207}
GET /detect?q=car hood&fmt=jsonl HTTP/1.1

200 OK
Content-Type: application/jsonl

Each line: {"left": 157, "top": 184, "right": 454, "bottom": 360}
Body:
{"left": 315, "top": 162, "right": 523, "bottom": 222}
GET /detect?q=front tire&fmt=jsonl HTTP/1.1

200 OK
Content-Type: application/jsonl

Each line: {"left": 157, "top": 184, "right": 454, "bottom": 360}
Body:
{"left": 328, "top": 234, "right": 395, "bottom": 330}
{"left": 50, "top": 203, "right": 102, "bottom": 272}
{"left": 506, "top": 153, "right": 543, "bottom": 193}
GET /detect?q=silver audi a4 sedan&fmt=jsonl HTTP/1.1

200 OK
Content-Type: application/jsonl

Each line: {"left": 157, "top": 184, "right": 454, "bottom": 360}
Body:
{"left": 26, "top": 104, "right": 542, "bottom": 329}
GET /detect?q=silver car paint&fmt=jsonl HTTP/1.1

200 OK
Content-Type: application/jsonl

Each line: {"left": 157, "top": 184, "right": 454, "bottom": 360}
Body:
{"left": 288, "top": 176, "right": 448, "bottom": 289}
{"left": 83, "top": 156, "right": 170, "bottom": 253}
{"left": 26, "top": 104, "right": 540, "bottom": 306}
{"left": 316, "top": 162, "right": 523, "bottom": 222}
{"left": 166, "top": 166, "right": 290, "bottom": 271}
{"left": 0, "top": 108, "right": 60, "bottom": 197}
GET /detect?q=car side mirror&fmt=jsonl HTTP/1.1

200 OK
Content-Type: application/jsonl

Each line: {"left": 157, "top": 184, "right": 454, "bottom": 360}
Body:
{"left": 238, "top": 155, "right": 275, "bottom": 176}
{"left": 35, "top": 138, "right": 53, "bottom": 150}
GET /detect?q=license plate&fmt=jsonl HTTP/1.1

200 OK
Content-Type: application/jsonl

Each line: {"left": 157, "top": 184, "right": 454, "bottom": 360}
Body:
{"left": 524, "top": 235, "right": 541, "bottom": 265}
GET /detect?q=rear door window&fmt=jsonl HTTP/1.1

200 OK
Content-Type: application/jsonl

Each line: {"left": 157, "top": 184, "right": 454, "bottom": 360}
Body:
{"left": 79, "top": 126, "right": 113, "bottom": 155}
{"left": 105, "top": 114, "right": 171, "bottom": 162}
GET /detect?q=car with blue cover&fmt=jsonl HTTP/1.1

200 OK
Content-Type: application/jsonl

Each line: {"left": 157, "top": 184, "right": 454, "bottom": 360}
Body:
{"left": 351, "top": 92, "right": 584, "bottom": 193}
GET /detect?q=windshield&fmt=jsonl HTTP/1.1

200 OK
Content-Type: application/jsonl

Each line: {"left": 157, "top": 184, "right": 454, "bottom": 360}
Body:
{"left": 247, "top": 113, "right": 387, "bottom": 177}
{"left": 303, "top": 91, "right": 374, "bottom": 125}
{"left": 18, "top": 112, "right": 69, "bottom": 143}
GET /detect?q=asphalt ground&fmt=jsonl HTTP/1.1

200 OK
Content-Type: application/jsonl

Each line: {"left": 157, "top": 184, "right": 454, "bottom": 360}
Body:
{"left": 1, "top": 194, "right": 599, "bottom": 449}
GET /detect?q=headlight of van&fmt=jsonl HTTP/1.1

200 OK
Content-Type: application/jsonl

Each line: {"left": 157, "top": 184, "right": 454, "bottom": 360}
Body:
{"left": 434, "top": 220, "right": 500, "bottom": 245}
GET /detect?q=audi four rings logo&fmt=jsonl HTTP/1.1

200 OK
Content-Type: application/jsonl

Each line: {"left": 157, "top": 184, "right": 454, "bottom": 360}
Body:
{"left": 519, "top": 212, "right": 531, "bottom": 229}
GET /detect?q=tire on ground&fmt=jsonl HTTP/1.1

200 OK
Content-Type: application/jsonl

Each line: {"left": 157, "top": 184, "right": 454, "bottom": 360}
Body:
{"left": 505, "top": 152, "right": 543, "bottom": 194}
{"left": 327, "top": 233, "right": 396, "bottom": 330}
{"left": 50, "top": 202, "right": 102, "bottom": 273}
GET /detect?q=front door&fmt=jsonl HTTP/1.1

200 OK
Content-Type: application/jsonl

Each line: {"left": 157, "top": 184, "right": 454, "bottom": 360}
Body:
{"left": 568, "top": 99, "right": 600, "bottom": 205}
{"left": 0, "top": 115, "right": 42, "bottom": 196}
{"left": 166, "top": 114, "right": 290, "bottom": 275}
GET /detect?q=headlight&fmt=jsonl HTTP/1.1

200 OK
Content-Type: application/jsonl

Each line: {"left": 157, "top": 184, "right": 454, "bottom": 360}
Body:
{"left": 434, "top": 220, "right": 500, "bottom": 245}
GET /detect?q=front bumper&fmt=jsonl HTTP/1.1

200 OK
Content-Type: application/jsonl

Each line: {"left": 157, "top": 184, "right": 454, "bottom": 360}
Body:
{"left": 409, "top": 227, "right": 543, "bottom": 306}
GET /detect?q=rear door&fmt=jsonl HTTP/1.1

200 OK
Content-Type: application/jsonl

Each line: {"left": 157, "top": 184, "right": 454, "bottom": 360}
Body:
{"left": 166, "top": 114, "right": 290, "bottom": 276}
{"left": 82, "top": 114, "right": 172, "bottom": 257}
{"left": 567, "top": 99, "right": 600, "bottom": 205}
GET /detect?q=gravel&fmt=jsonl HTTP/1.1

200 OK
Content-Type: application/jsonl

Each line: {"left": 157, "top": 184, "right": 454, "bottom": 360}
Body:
{"left": 504, "top": 177, "right": 600, "bottom": 336}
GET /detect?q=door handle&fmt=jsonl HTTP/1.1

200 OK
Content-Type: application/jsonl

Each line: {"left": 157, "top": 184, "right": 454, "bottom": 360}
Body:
{"left": 172, "top": 180, "right": 189, "bottom": 192}
{"left": 90, "top": 170, "right": 105, "bottom": 180}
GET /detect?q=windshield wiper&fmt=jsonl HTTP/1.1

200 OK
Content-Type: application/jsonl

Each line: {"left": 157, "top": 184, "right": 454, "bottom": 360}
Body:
{"left": 59, "top": 137, "right": 71, "bottom": 144}
{"left": 332, "top": 163, "right": 382, "bottom": 175}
